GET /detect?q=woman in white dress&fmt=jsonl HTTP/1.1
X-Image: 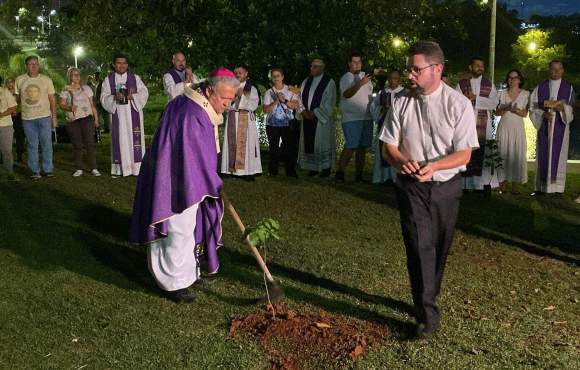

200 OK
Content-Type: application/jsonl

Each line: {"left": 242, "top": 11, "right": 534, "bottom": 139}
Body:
{"left": 496, "top": 69, "right": 529, "bottom": 193}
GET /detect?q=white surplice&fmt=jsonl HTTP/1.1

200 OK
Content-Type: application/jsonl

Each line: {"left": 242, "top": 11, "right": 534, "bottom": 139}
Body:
{"left": 162, "top": 70, "right": 201, "bottom": 101}
{"left": 530, "top": 79, "right": 575, "bottom": 193}
{"left": 100, "top": 72, "right": 149, "bottom": 176}
{"left": 298, "top": 75, "right": 337, "bottom": 172}
{"left": 220, "top": 81, "right": 262, "bottom": 176}
{"left": 455, "top": 76, "right": 499, "bottom": 189}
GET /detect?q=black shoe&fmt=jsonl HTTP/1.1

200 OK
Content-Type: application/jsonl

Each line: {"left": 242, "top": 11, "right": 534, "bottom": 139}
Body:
{"left": 335, "top": 171, "right": 345, "bottom": 182}
{"left": 415, "top": 322, "right": 438, "bottom": 339}
{"left": 44, "top": 172, "right": 54, "bottom": 178}
{"left": 196, "top": 274, "right": 219, "bottom": 286}
{"left": 242, "top": 175, "right": 255, "bottom": 182}
{"left": 165, "top": 288, "right": 196, "bottom": 303}
{"left": 308, "top": 170, "right": 318, "bottom": 177}
{"left": 530, "top": 191, "right": 545, "bottom": 196}
{"left": 355, "top": 172, "right": 363, "bottom": 182}
{"left": 320, "top": 168, "right": 331, "bottom": 177}
{"left": 286, "top": 171, "right": 298, "bottom": 178}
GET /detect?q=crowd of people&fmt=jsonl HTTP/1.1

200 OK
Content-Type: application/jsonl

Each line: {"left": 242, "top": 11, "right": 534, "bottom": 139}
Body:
{"left": 0, "top": 51, "right": 577, "bottom": 201}
{"left": 1, "top": 41, "right": 578, "bottom": 339}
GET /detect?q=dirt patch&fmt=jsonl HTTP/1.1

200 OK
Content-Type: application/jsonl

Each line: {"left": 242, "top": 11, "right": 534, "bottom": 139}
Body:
{"left": 229, "top": 303, "right": 388, "bottom": 369}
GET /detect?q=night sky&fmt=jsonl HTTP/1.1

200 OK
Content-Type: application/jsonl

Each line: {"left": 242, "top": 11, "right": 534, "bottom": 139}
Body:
{"left": 504, "top": 0, "right": 580, "bottom": 17}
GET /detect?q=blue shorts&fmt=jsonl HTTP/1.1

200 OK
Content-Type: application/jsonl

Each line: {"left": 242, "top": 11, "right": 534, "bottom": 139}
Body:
{"left": 342, "top": 120, "right": 373, "bottom": 149}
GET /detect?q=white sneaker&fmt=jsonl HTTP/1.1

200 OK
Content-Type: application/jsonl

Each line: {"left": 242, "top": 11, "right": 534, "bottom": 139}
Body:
{"left": 575, "top": 196, "right": 580, "bottom": 204}
{"left": 91, "top": 169, "right": 101, "bottom": 177}
{"left": 73, "top": 170, "right": 83, "bottom": 177}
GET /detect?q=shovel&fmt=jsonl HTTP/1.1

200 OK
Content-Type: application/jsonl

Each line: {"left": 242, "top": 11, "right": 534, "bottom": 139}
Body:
{"left": 221, "top": 192, "right": 285, "bottom": 303}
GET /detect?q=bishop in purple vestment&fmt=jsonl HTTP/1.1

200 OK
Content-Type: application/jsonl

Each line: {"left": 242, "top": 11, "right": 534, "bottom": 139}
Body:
{"left": 129, "top": 68, "right": 239, "bottom": 303}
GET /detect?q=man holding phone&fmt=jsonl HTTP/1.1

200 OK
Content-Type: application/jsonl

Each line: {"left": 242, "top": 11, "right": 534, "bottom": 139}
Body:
{"left": 335, "top": 51, "right": 374, "bottom": 182}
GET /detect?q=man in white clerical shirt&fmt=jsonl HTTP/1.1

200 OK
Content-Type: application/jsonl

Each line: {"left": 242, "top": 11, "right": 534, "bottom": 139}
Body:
{"left": 335, "top": 51, "right": 374, "bottom": 182}
{"left": 162, "top": 51, "right": 200, "bottom": 101}
{"left": 100, "top": 53, "right": 149, "bottom": 177}
{"left": 370, "top": 69, "right": 405, "bottom": 184}
{"left": 529, "top": 60, "right": 575, "bottom": 197}
{"left": 381, "top": 41, "right": 478, "bottom": 338}
{"left": 298, "top": 58, "right": 337, "bottom": 177}
{"left": 220, "top": 65, "right": 262, "bottom": 180}
{"left": 456, "top": 57, "right": 499, "bottom": 190}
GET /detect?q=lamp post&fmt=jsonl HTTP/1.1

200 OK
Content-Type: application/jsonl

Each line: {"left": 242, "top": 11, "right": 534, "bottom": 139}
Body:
{"left": 73, "top": 46, "right": 84, "bottom": 68}
{"left": 488, "top": 0, "right": 497, "bottom": 84}
{"left": 15, "top": 15, "right": 20, "bottom": 32}
{"left": 48, "top": 10, "right": 56, "bottom": 29}
{"left": 37, "top": 15, "right": 45, "bottom": 34}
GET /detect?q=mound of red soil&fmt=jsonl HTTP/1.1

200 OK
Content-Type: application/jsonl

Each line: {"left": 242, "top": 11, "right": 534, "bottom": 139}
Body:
{"left": 229, "top": 303, "right": 388, "bottom": 369}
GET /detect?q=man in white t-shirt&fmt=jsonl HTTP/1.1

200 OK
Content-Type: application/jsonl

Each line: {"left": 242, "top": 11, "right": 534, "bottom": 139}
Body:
{"left": 335, "top": 52, "right": 374, "bottom": 182}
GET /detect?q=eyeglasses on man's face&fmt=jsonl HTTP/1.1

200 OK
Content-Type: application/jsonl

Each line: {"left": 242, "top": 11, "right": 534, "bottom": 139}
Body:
{"left": 405, "top": 64, "right": 437, "bottom": 76}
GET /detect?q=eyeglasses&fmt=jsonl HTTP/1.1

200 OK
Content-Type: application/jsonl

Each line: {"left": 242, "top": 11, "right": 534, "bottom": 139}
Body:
{"left": 405, "top": 64, "right": 437, "bottom": 76}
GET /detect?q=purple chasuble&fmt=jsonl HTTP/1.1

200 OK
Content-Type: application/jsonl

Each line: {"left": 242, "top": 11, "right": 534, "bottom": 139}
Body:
{"left": 108, "top": 72, "right": 143, "bottom": 165}
{"left": 129, "top": 95, "right": 224, "bottom": 274}
{"left": 459, "top": 78, "right": 492, "bottom": 177}
{"left": 301, "top": 74, "right": 332, "bottom": 154}
{"left": 536, "top": 79, "right": 572, "bottom": 183}
{"left": 167, "top": 68, "right": 185, "bottom": 84}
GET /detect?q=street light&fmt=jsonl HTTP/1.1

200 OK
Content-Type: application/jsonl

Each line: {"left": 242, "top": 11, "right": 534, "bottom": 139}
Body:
{"left": 73, "top": 46, "right": 84, "bottom": 68}
{"left": 49, "top": 10, "right": 56, "bottom": 29}
{"left": 37, "top": 15, "right": 45, "bottom": 34}
{"left": 15, "top": 15, "right": 20, "bottom": 32}
{"left": 392, "top": 37, "right": 403, "bottom": 48}
{"left": 527, "top": 41, "right": 537, "bottom": 53}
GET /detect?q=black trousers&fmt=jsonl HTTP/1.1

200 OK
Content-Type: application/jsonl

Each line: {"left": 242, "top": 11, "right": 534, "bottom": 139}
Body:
{"left": 266, "top": 125, "right": 298, "bottom": 176}
{"left": 395, "top": 174, "right": 462, "bottom": 329}
{"left": 13, "top": 113, "right": 25, "bottom": 162}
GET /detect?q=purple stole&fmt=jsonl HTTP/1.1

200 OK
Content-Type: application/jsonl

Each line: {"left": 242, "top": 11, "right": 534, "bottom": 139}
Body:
{"left": 536, "top": 79, "right": 572, "bottom": 183}
{"left": 301, "top": 74, "right": 331, "bottom": 154}
{"left": 459, "top": 78, "right": 492, "bottom": 177}
{"left": 108, "top": 72, "right": 143, "bottom": 165}
{"left": 167, "top": 69, "right": 184, "bottom": 84}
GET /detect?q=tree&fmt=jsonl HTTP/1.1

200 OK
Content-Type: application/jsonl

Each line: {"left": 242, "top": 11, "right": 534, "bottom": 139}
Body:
{"left": 512, "top": 29, "right": 567, "bottom": 86}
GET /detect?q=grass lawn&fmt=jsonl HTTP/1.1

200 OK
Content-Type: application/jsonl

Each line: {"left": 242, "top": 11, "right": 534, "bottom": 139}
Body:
{"left": 0, "top": 132, "right": 579, "bottom": 369}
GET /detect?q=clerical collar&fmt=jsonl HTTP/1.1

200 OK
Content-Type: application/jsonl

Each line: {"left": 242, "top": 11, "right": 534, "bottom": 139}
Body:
{"left": 183, "top": 85, "right": 221, "bottom": 126}
{"left": 420, "top": 82, "right": 444, "bottom": 101}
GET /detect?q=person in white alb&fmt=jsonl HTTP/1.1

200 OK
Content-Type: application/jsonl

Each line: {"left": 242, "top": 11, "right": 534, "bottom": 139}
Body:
{"left": 381, "top": 41, "right": 478, "bottom": 338}
{"left": 220, "top": 65, "right": 262, "bottom": 180}
{"left": 298, "top": 58, "right": 337, "bottom": 177}
{"left": 162, "top": 51, "right": 201, "bottom": 101}
{"left": 100, "top": 53, "right": 149, "bottom": 177}
{"left": 456, "top": 57, "right": 499, "bottom": 190}
{"left": 529, "top": 60, "right": 575, "bottom": 196}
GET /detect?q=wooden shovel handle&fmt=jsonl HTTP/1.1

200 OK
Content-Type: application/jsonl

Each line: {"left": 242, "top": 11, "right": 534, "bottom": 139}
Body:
{"left": 221, "top": 192, "right": 275, "bottom": 283}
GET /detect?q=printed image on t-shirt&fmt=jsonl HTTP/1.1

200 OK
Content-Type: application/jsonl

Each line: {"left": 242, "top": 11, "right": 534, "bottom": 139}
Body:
{"left": 24, "top": 84, "right": 42, "bottom": 106}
